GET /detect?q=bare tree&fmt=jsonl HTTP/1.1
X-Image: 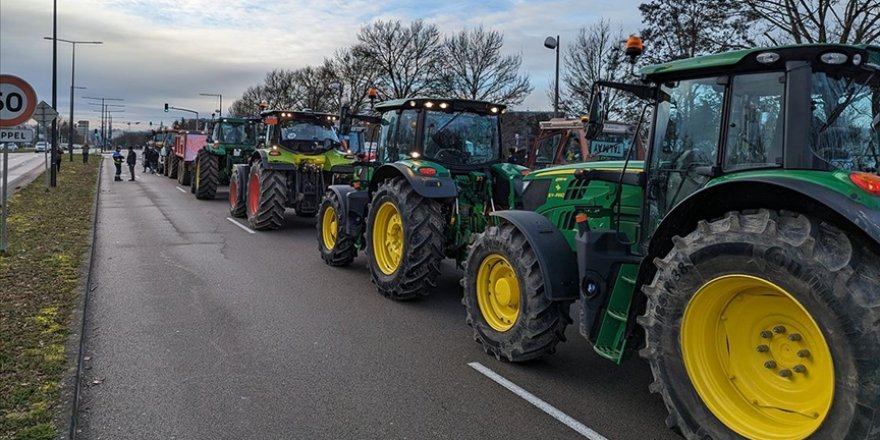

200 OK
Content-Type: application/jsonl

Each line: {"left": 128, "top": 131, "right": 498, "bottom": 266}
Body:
{"left": 291, "top": 63, "right": 339, "bottom": 113}
{"left": 554, "top": 20, "right": 633, "bottom": 119}
{"left": 436, "top": 26, "right": 532, "bottom": 105}
{"left": 639, "top": 0, "right": 755, "bottom": 63}
{"left": 743, "top": 0, "right": 880, "bottom": 44}
{"left": 353, "top": 20, "right": 443, "bottom": 99}
{"left": 331, "top": 48, "right": 381, "bottom": 114}
{"left": 228, "top": 85, "right": 270, "bottom": 117}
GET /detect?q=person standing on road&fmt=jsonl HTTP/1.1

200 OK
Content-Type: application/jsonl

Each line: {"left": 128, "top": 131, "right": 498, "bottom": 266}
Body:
{"left": 126, "top": 146, "right": 137, "bottom": 181}
{"left": 150, "top": 148, "right": 159, "bottom": 174}
{"left": 82, "top": 142, "right": 90, "bottom": 163}
{"left": 112, "top": 147, "right": 124, "bottom": 181}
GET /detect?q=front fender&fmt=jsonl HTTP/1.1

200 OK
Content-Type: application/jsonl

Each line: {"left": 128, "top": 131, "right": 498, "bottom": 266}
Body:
{"left": 251, "top": 150, "right": 296, "bottom": 171}
{"left": 649, "top": 173, "right": 880, "bottom": 266}
{"left": 370, "top": 162, "right": 458, "bottom": 199}
{"left": 491, "top": 210, "right": 579, "bottom": 301}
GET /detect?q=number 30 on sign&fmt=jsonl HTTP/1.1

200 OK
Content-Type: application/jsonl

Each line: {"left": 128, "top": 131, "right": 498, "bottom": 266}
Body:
{"left": 0, "top": 75, "right": 38, "bottom": 128}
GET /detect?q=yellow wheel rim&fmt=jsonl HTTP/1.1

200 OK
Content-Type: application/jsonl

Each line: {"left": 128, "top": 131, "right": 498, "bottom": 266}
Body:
{"left": 195, "top": 160, "right": 200, "bottom": 189}
{"left": 681, "top": 275, "right": 834, "bottom": 440}
{"left": 372, "top": 201, "right": 404, "bottom": 275}
{"left": 322, "top": 205, "right": 337, "bottom": 251}
{"left": 476, "top": 254, "right": 520, "bottom": 332}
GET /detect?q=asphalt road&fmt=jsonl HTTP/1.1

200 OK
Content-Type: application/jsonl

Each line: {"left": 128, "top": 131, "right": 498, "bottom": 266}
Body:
{"left": 0, "top": 152, "right": 48, "bottom": 194}
{"left": 77, "top": 158, "right": 680, "bottom": 440}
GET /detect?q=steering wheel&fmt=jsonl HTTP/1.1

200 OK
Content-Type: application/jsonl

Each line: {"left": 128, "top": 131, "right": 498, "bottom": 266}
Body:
{"left": 436, "top": 148, "right": 468, "bottom": 162}
{"left": 665, "top": 148, "right": 713, "bottom": 209}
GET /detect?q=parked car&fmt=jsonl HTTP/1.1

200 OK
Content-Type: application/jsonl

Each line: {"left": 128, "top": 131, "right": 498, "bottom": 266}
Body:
{"left": 34, "top": 141, "right": 49, "bottom": 152}
{"left": 0, "top": 143, "right": 19, "bottom": 151}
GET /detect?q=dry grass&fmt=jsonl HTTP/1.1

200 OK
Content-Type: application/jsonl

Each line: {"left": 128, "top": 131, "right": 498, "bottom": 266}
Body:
{"left": 0, "top": 159, "right": 100, "bottom": 440}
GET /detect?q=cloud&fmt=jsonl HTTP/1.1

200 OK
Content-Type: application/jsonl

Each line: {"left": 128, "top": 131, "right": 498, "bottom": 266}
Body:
{"left": 0, "top": 0, "right": 642, "bottom": 127}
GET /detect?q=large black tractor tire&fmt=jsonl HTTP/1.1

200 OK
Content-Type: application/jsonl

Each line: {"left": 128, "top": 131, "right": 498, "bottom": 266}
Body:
{"left": 366, "top": 177, "right": 444, "bottom": 300}
{"left": 228, "top": 166, "right": 246, "bottom": 218}
{"left": 639, "top": 209, "right": 880, "bottom": 440}
{"left": 177, "top": 159, "right": 191, "bottom": 186}
{"left": 463, "top": 224, "right": 571, "bottom": 362}
{"left": 168, "top": 155, "right": 179, "bottom": 179}
{"left": 194, "top": 149, "right": 219, "bottom": 200}
{"left": 245, "top": 164, "right": 286, "bottom": 230}
{"left": 317, "top": 191, "right": 357, "bottom": 266}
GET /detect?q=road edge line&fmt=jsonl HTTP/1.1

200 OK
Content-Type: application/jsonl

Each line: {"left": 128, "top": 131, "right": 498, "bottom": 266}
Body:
{"left": 468, "top": 362, "right": 608, "bottom": 440}
{"left": 226, "top": 217, "right": 255, "bottom": 234}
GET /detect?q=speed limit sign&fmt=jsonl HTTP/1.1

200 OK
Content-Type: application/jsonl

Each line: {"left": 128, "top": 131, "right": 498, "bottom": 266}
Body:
{"left": 0, "top": 75, "right": 37, "bottom": 127}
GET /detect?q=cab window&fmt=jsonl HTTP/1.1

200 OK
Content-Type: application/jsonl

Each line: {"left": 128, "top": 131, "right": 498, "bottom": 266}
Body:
{"left": 723, "top": 71, "right": 785, "bottom": 170}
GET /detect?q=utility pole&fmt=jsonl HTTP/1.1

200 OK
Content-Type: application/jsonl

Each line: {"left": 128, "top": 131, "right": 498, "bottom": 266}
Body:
{"left": 50, "top": 0, "right": 58, "bottom": 187}
{"left": 84, "top": 96, "right": 123, "bottom": 151}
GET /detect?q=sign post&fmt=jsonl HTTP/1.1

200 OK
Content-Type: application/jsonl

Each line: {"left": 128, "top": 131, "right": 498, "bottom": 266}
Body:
{"left": 0, "top": 75, "right": 38, "bottom": 254}
{"left": 34, "top": 102, "right": 59, "bottom": 190}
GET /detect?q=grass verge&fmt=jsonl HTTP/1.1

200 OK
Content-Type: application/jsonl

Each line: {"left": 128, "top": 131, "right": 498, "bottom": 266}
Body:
{"left": 0, "top": 159, "right": 100, "bottom": 440}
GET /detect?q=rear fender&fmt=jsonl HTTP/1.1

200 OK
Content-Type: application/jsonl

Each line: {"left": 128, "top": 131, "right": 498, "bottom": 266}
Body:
{"left": 491, "top": 210, "right": 579, "bottom": 301}
{"left": 370, "top": 163, "right": 457, "bottom": 199}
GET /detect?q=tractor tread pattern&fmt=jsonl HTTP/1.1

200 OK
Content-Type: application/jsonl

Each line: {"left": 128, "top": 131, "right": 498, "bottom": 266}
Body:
{"left": 247, "top": 165, "right": 285, "bottom": 230}
{"left": 368, "top": 177, "right": 444, "bottom": 301}
{"left": 229, "top": 167, "right": 246, "bottom": 218}
{"left": 639, "top": 209, "right": 880, "bottom": 439}
{"left": 317, "top": 191, "right": 357, "bottom": 266}
{"left": 195, "top": 149, "right": 219, "bottom": 200}
{"left": 462, "top": 224, "right": 572, "bottom": 362}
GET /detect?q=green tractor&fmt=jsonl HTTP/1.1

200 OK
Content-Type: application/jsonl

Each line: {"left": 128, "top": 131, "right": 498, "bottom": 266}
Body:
{"left": 317, "top": 98, "right": 529, "bottom": 300}
{"left": 192, "top": 117, "right": 260, "bottom": 200}
{"left": 229, "top": 110, "right": 354, "bottom": 230}
{"left": 463, "top": 44, "right": 880, "bottom": 439}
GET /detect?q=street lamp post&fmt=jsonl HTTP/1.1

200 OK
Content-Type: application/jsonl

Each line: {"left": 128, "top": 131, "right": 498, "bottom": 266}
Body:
{"left": 45, "top": 37, "right": 102, "bottom": 161}
{"left": 165, "top": 103, "right": 200, "bottom": 130}
{"left": 544, "top": 35, "right": 560, "bottom": 118}
{"left": 84, "top": 97, "right": 123, "bottom": 151}
{"left": 199, "top": 93, "right": 222, "bottom": 118}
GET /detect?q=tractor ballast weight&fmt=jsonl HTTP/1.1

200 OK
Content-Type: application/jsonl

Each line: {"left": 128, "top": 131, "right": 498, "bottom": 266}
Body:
{"left": 463, "top": 43, "right": 880, "bottom": 439}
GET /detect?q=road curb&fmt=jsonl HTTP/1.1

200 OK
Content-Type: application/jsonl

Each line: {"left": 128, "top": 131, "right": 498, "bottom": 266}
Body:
{"left": 55, "top": 157, "right": 103, "bottom": 440}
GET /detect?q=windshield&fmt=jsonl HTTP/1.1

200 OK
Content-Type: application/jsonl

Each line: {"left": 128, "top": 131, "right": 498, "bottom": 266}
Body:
{"left": 217, "top": 123, "right": 256, "bottom": 144}
{"left": 278, "top": 120, "right": 340, "bottom": 153}
{"left": 810, "top": 69, "right": 880, "bottom": 172}
{"left": 423, "top": 111, "right": 500, "bottom": 165}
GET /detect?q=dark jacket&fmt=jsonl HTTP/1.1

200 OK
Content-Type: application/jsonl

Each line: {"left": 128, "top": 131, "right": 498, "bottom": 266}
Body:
{"left": 126, "top": 150, "right": 137, "bottom": 166}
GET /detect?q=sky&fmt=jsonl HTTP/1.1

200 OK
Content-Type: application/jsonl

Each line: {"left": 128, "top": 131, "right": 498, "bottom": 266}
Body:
{"left": 0, "top": 0, "right": 642, "bottom": 131}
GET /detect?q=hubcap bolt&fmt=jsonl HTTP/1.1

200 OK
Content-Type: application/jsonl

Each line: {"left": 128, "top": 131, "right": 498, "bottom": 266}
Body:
{"left": 760, "top": 330, "right": 773, "bottom": 339}
{"left": 797, "top": 349, "right": 811, "bottom": 358}
{"left": 793, "top": 364, "right": 807, "bottom": 373}
{"left": 756, "top": 344, "right": 769, "bottom": 353}
{"left": 788, "top": 333, "right": 802, "bottom": 341}
{"left": 764, "top": 360, "right": 777, "bottom": 369}
{"left": 779, "top": 369, "right": 793, "bottom": 378}
{"left": 773, "top": 325, "right": 786, "bottom": 334}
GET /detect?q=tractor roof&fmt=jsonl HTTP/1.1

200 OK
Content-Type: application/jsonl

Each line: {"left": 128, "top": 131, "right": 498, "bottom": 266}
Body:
{"left": 640, "top": 44, "right": 880, "bottom": 80}
{"left": 215, "top": 117, "right": 259, "bottom": 124}
{"left": 375, "top": 98, "right": 506, "bottom": 115}
{"left": 260, "top": 110, "right": 338, "bottom": 125}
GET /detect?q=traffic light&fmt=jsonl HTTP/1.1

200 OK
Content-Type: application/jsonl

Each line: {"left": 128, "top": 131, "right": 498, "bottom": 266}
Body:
{"left": 164, "top": 103, "right": 169, "bottom": 112}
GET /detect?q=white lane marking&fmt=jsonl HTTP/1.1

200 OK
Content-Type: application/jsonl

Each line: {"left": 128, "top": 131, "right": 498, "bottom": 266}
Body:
{"left": 176, "top": 186, "right": 187, "bottom": 193}
{"left": 226, "top": 217, "right": 255, "bottom": 234}
{"left": 468, "top": 362, "right": 608, "bottom": 440}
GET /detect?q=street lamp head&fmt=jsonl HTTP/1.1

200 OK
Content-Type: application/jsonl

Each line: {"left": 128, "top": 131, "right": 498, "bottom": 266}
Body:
{"left": 544, "top": 36, "right": 558, "bottom": 50}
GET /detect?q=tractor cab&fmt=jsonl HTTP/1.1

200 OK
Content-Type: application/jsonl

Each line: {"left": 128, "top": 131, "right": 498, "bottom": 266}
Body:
{"left": 206, "top": 117, "right": 259, "bottom": 152}
{"left": 586, "top": 44, "right": 880, "bottom": 243}
{"left": 371, "top": 98, "right": 504, "bottom": 170}
{"left": 261, "top": 110, "right": 342, "bottom": 155}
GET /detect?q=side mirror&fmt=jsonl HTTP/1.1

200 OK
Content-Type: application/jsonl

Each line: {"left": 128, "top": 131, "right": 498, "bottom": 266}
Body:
{"left": 585, "top": 87, "right": 604, "bottom": 140}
